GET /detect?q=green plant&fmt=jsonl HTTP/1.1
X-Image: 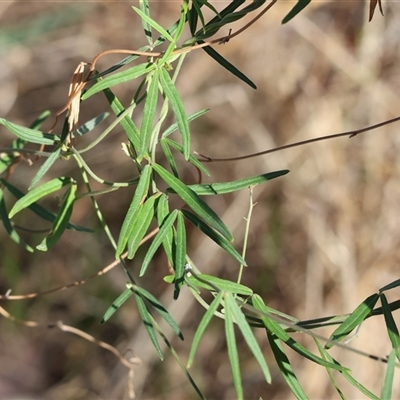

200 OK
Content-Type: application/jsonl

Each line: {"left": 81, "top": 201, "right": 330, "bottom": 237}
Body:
{"left": 0, "top": 1, "right": 399, "bottom": 399}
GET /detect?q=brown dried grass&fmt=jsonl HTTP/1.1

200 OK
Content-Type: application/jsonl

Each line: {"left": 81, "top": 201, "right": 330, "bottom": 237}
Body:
{"left": 0, "top": 2, "right": 399, "bottom": 399}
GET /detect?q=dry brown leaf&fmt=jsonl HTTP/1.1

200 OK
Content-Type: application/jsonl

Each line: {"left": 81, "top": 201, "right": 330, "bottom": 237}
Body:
{"left": 369, "top": 0, "right": 384, "bottom": 22}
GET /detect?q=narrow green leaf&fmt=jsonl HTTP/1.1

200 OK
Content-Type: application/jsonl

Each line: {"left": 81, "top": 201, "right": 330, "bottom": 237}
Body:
{"left": 139, "top": 69, "right": 160, "bottom": 160}
{"left": 156, "top": 194, "right": 175, "bottom": 267}
{"left": 173, "top": 211, "right": 186, "bottom": 299}
{"left": 153, "top": 163, "right": 233, "bottom": 241}
{"left": 134, "top": 290, "right": 164, "bottom": 360}
{"left": 380, "top": 279, "right": 400, "bottom": 292}
{"left": 132, "top": 6, "right": 175, "bottom": 42}
{"left": 162, "top": 138, "right": 210, "bottom": 176}
{"left": 162, "top": 108, "right": 209, "bottom": 138}
{"left": 139, "top": 0, "right": 153, "bottom": 45}
{"left": 158, "top": 1, "right": 188, "bottom": 64}
{"left": 0, "top": 118, "right": 60, "bottom": 145}
{"left": 102, "top": 87, "right": 141, "bottom": 149}
{"left": 140, "top": 209, "right": 178, "bottom": 276}
{"left": 1, "top": 178, "right": 92, "bottom": 232}
{"left": 313, "top": 338, "right": 346, "bottom": 400}
{"left": 160, "top": 139, "right": 179, "bottom": 177}
{"left": 381, "top": 350, "right": 396, "bottom": 400}
{"left": 188, "top": 291, "right": 224, "bottom": 367}
{"left": 252, "top": 295, "right": 347, "bottom": 371}
{"left": 0, "top": 188, "right": 34, "bottom": 252}
{"left": 268, "top": 334, "right": 309, "bottom": 400}
{"left": 202, "top": 46, "right": 256, "bottom": 89}
{"left": 380, "top": 293, "right": 400, "bottom": 362}
{"left": 29, "top": 148, "right": 61, "bottom": 189}
{"left": 326, "top": 293, "right": 379, "bottom": 349}
{"left": 116, "top": 164, "right": 152, "bottom": 258}
{"left": 313, "top": 339, "right": 380, "bottom": 400}
{"left": 30, "top": 110, "right": 52, "bottom": 130}
{"left": 82, "top": 63, "right": 156, "bottom": 100}
{"left": 75, "top": 112, "right": 110, "bottom": 136}
{"left": 226, "top": 293, "right": 271, "bottom": 384}
{"left": 182, "top": 170, "right": 290, "bottom": 196}
{"left": 159, "top": 68, "right": 190, "bottom": 160}
{"left": 9, "top": 177, "right": 72, "bottom": 219}
{"left": 186, "top": 272, "right": 252, "bottom": 296}
{"left": 127, "top": 193, "right": 159, "bottom": 259}
{"left": 132, "top": 284, "right": 183, "bottom": 339}
{"left": 224, "top": 292, "right": 243, "bottom": 400}
{"left": 282, "top": 0, "right": 311, "bottom": 24}
{"left": 182, "top": 209, "right": 246, "bottom": 265}
{"left": 101, "top": 287, "right": 134, "bottom": 324}
{"left": 36, "top": 182, "right": 77, "bottom": 251}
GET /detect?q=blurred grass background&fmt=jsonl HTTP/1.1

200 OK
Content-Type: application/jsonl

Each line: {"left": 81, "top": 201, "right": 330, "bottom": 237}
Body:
{"left": 1, "top": 1, "right": 400, "bottom": 399}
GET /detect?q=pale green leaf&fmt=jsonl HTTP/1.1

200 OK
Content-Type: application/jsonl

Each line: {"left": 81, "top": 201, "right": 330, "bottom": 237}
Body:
{"left": 153, "top": 163, "right": 232, "bottom": 241}
{"left": 9, "top": 177, "right": 72, "bottom": 218}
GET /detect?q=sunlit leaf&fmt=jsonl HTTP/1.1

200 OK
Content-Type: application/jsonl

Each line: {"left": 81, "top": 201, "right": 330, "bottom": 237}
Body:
{"left": 159, "top": 68, "right": 190, "bottom": 160}
{"left": 102, "top": 87, "right": 141, "bottom": 149}
{"left": 116, "top": 164, "right": 152, "bottom": 258}
{"left": 182, "top": 209, "right": 246, "bottom": 265}
{"left": 252, "top": 295, "right": 347, "bottom": 371}
{"left": 139, "top": 0, "right": 153, "bottom": 44}
{"left": 132, "top": 6, "right": 175, "bottom": 42}
{"left": 101, "top": 287, "right": 133, "bottom": 324}
{"left": 176, "top": 170, "right": 290, "bottom": 196}
{"left": 313, "top": 339, "right": 379, "bottom": 400}
{"left": 268, "top": 333, "right": 309, "bottom": 399}
{"left": 224, "top": 292, "right": 243, "bottom": 399}
{"left": 82, "top": 63, "right": 157, "bottom": 99}
{"left": 139, "top": 69, "right": 160, "bottom": 160}
{"left": 381, "top": 350, "right": 396, "bottom": 400}
{"left": 75, "top": 112, "right": 110, "bottom": 136}
{"left": 29, "top": 148, "right": 61, "bottom": 189}
{"left": 326, "top": 293, "right": 379, "bottom": 349}
{"left": 153, "top": 163, "right": 233, "bottom": 241}
{"left": 188, "top": 291, "right": 224, "bottom": 367}
{"left": 173, "top": 211, "right": 186, "bottom": 299}
{"left": 1, "top": 178, "right": 92, "bottom": 232}
{"left": 140, "top": 209, "right": 178, "bottom": 276}
{"left": 127, "top": 193, "right": 159, "bottom": 259}
{"left": 0, "top": 118, "right": 60, "bottom": 145}
{"left": 161, "top": 108, "right": 209, "bottom": 138}
{"left": 130, "top": 283, "right": 183, "bottom": 339}
{"left": 226, "top": 293, "right": 271, "bottom": 384}
{"left": 162, "top": 138, "right": 209, "bottom": 176}
{"left": 134, "top": 288, "right": 164, "bottom": 360}
{"left": 160, "top": 139, "right": 179, "bottom": 177}
{"left": 187, "top": 272, "right": 252, "bottom": 296}
{"left": 156, "top": 194, "right": 175, "bottom": 267}
{"left": 9, "top": 177, "right": 72, "bottom": 219}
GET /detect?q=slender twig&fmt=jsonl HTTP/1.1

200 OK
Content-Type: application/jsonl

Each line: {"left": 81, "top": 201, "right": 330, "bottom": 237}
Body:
{"left": 195, "top": 115, "right": 400, "bottom": 162}
{"left": 237, "top": 187, "right": 255, "bottom": 286}
{"left": 50, "top": 0, "right": 277, "bottom": 130}
{"left": 0, "top": 227, "right": 159, "bottom": 301}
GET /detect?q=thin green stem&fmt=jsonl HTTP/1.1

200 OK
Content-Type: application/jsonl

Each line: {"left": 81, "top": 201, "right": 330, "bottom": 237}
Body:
{"left": 74, "top": 153, "right": 117, "bottom": 249}
{"left": 77, "top": 101, "right": 139, "bottom": 154}
{"left": 71, "top": 148, "right": 139, "bottom": 187}
{"left": 237, "top": 187, "right": 254, "bottom": 285}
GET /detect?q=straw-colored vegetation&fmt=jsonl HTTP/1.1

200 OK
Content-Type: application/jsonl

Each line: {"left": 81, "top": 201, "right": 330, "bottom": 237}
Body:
{"left": 0, "top": 1, "right": 399, "bottom": 399}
